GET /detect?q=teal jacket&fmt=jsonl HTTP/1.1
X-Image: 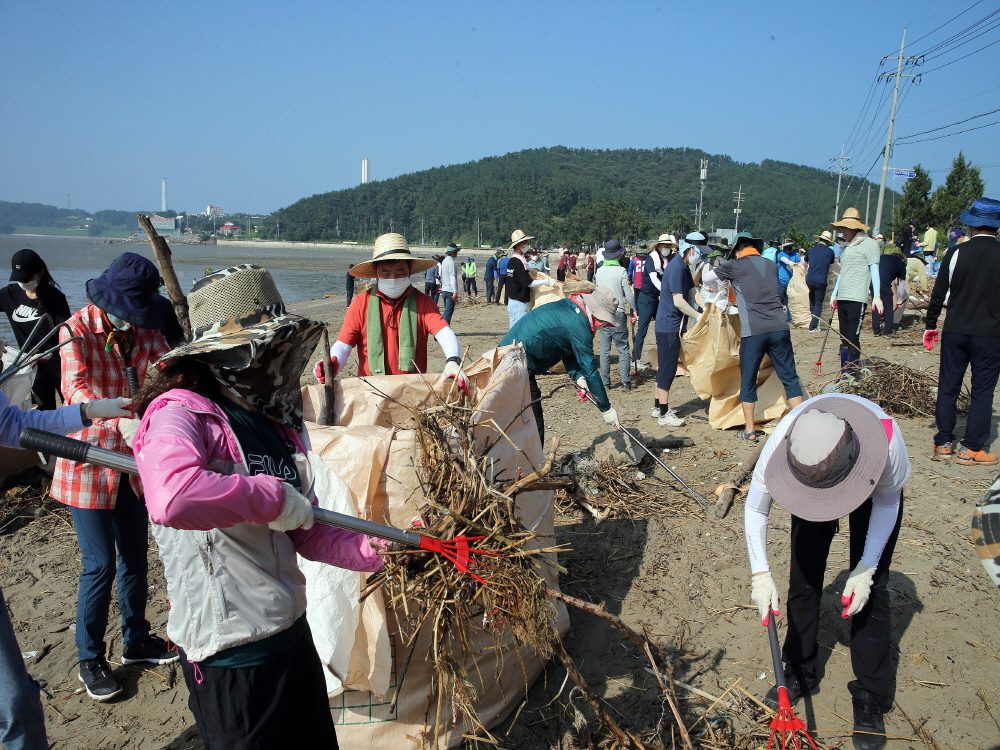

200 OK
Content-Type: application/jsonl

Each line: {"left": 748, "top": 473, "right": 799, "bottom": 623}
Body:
{"left": 498, "top": 298, "right": 611, "bottom": 412}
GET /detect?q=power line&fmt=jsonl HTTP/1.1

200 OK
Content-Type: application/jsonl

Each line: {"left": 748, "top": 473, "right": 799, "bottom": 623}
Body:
{"left": 896, "top": 106, "right": 1000, "bottom": 141}
{"left": 897, "top": 84, "right": 1000, "bottom": 119}
{"left": 904, "top": 0, "right": 986, "bottom": 50}
{"left": 913, "top": 8, "right": 1000, "bottom": 57}
{"left": 920, "top": 34, "right": 1000, "bottom": 74}
{"left": 895, "top": 117, "right": 1000, "bottom": 145}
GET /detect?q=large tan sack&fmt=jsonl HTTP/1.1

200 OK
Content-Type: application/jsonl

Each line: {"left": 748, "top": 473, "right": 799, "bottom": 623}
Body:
{"left": 681, "top": 303, "right": 788, "bottom": 430}
{"left": 527, "top": 270, "right": 596, "bottom": 310}
{"left": 300, "top": 346, "right": 569, "bottom": 748}
{"left": 787, "top": 265, "right": 811, "bottom": 328}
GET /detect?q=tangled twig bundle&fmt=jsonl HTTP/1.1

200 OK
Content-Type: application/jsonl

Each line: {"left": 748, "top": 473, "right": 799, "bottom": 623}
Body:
{"left": 831, "top": 358, "right": 968, "bottom": 418}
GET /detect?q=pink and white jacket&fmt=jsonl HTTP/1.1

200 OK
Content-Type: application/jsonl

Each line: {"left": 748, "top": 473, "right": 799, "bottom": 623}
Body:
{"left": 134, "top": 389, "right": 383, "bottom": 662}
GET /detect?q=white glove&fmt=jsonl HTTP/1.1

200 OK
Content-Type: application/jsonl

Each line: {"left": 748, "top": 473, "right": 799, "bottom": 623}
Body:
{"left": 601, "top": 407, "right": 621, "bottom": 429}
{"left": 841, "top": 561, "right": 875, "bottom": 617}
{"left": 84, "top": 397, "right": 133, "bottom": 420}
{"left": 751, "top": 572, "right": 781, "bottom": 626}
{"left": 268, "top": 484, "right": 315, "bottom": 532}
{"left": 441, "top": 360, "right": 468, "bottom": 394}
{"left": 576, "top": 377, "right": 587, "bottom": 390}
{"left": 872, "top": 297, "right": 885, "bottom": 315}
{"left": 117, "top": 418, "right": 140, "bottom": 448}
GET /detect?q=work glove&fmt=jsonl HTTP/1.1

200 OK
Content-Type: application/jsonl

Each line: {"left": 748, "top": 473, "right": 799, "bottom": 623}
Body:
{"left": 923, "top": 330, "right": 939, "bottom": 351}
{"left": 751, "top": 572, "right": 781, "bottom": 626}
{"left": 313, "top": 358, "right": 340, "bottom": 384}
{"left": 841, "top": 561, "right": 875, "bottom": 618}
{"left": 872, "top": 297, "right": 885, "bottom": 315}
{"left": 84, "top": 397, "right": 133, "bottom": 420}
{"left": 117, "top": 417, "right": 140, "bottom": 448}
{"left": 601, "top": 407, "right": 621, "bottom": 429}
{"left": 268, "top": 484, "right": 315, "bottom": 532}
{"left": 440, "top": 359, "right": 468, "bottom": 395}
{"left": 575, "top": 377, "right": 589, "bottom": 401}
{"left": 829, "top": 298, "right": 838, "bottom": 310}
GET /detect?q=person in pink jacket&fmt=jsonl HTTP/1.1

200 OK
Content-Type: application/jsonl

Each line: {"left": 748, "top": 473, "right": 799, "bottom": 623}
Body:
{"left": 132, "top": 265, "right": 384, "bottom": 750}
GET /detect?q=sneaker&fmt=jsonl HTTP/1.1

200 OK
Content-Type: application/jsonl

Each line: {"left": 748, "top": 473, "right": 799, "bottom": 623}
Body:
{"left": 78, "top": 657, "right": 122, "bottom": 701}
{"left": 955, "top": 448, "right": 999, "bottom": 466}
{"left": 931, "top": 442, "right": 954, "bottom": 461}
{"left": 650, "top": 406, "right": 660, "bottom": 418}
{"left": 851, "top": 696, "right": 887, "bottom": 750}
{"left": 764, "top": 672, "right": 816, "bottom": 711}
{"left": 122, "top": 634, "right": 179, "bottom": 665}
{"left": 657, "top": 409, "right": 685, "bottom": 427}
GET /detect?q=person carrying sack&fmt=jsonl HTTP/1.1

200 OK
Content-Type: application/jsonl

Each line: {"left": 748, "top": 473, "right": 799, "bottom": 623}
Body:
{"left": 745, "top": 394, "right": 911, "bottom": 750}
{"left": 316, "top": 233, "right": 467, "bottom": 391}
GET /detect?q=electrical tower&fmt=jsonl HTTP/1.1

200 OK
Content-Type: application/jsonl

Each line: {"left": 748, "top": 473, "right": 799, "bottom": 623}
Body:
{"left": 832, "top": 144, "right": 851, "bottom": 224}
{"left": 697, "top": 159, "right": 708, "bottom": 230}
{"left": 733, "top": 185, "right": 745, "bottom": 233}
{"left": 874, "top": 28, "right": 921, "bottom": 233}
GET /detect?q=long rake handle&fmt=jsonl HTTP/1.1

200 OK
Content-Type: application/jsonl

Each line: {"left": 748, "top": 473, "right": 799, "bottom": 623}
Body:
{"left": 18, "top": 428, "right": 424, "bottom": 547}
{"left": 767, "top": 612, "right": 785, "bottom": 691}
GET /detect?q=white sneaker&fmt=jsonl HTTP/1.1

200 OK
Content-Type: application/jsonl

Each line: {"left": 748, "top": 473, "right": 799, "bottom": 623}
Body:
{"left": 657, "top": 409, "right": 685, "bottom": 427}
{"left": 650, "top": 406, "right": 660, "bottom": 418}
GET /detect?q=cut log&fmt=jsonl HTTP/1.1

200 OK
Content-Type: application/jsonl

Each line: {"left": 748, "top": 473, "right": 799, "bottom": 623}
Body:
{"left": 713, "top": 442, "right": 765, "bottom": 519}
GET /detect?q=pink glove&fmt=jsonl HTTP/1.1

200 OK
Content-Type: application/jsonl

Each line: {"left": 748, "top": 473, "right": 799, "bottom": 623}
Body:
{"left": 575, "top": 388, "right": 588, "bottom": 401}
{"left": 923, "top": 330, "right": 939, "bottom": 351}
{"left": 313, "top": 358, "right": 340, "bottom": 384}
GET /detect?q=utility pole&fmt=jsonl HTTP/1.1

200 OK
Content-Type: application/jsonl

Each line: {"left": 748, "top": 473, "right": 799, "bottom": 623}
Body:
{"left": 476, "top": 217, "right": 481, "bottom": 248}
{"left": 690, "top": 205, "right": 700, "bottom": 229}
{"left": 874, "top": 28, "right": 921, "bottom": 233}
{"left": 421, "top": 218, "right": 425, "bottom": 246}
{"left": 866, "top": 186, "right": 872, "bottom": 227}
{"left": 697, "top": 159, "right": 708, "bottom": 230}
{"left": 733, "top": 185, "right": 745, "bottom": 233}
{"left": 832, "top": 144, "right": 851, "bottom": 223}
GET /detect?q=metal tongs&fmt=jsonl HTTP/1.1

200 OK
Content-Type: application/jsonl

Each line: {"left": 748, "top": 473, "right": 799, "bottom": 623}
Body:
{"left": 0, "top": 314, "right": 83, "bottom": 390}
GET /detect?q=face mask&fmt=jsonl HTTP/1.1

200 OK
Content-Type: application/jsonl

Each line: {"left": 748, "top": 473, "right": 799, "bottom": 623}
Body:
{"left": 17, "top": 280, "right": 38, "bottom": 292}
{"left": 106, "top": 313, "right": 132, "bottom": 331}
{"left": 378, "top": 277, "right": 411, "bottom": 299}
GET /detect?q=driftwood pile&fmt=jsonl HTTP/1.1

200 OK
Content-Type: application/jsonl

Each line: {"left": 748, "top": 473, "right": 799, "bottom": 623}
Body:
{"left": 830, "top": 357, "right": 968, "bottom": 418}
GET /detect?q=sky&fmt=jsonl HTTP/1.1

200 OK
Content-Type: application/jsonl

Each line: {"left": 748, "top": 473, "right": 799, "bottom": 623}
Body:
{"left": 1, "top": 0, "right": 997, "bottom": 216}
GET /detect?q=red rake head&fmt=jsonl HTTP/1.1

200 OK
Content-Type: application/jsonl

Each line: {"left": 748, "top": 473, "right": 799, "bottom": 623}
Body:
{"left": 417, "top": 535, "right": 502, "bottom": 584}
{"left": 767, "top": 687, "right": 820, "bottom": 750}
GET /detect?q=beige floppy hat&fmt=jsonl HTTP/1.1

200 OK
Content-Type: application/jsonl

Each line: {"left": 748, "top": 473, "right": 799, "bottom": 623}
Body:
{"left": 350, "top": 233, "right": 438, "bottom": 278}
{"left": 830, "top": 207, "right": 870, "bottom": 232}
{"left": 814, "top": 230, "right": 837, "bottom": 244}
{"left": 509, "top": 229, "right": 535, "bottom": 249}
{"left": 764, "top": 396, "right": 891, "bottom": 522}
{"left": 581, "top": 286, "right": 619, "bottom": 326}
{"left": 652, "top": 233, "right": 678, "bottom": 248}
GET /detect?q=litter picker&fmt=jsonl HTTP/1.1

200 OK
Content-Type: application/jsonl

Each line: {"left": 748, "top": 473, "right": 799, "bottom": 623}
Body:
{"left": 765, "top": 609, "right": 819, "bottom": 749}
{"left": 17, "top": 428, "right": 500, "bottom": 583}
{"left": 577, "top": 389, "right": 706, "bottom": 507}
{"left": 0, "top": 315, "right": 82, "bottom": 391}
{"left": 812, "top": 312, "right": 835, "bottom": 376}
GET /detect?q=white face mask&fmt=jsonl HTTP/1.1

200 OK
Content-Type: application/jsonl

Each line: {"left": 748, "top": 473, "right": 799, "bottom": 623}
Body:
{"left": 17, "top": 280, "right": 38, "bottom": 292}
{"left": 378, "top": 277, "right": 411, "bottom": 299}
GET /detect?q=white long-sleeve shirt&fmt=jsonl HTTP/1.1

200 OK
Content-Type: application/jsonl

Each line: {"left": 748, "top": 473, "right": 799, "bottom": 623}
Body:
{"left": 440, "top": 256, "right": 460, "bottom": 293}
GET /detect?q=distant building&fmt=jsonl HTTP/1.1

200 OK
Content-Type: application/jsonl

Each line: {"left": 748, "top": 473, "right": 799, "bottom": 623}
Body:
{"left": 147, "top": 214, "right": 178, "bottom": 236}
{"left": 218, "top": 222, "right": 243, "bottom": 237}
{"left": 206, "top": 205, "right": 224, "bottom": 218}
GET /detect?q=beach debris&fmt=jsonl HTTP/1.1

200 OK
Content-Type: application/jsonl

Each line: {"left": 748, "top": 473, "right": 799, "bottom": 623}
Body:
{"left": 823, "top": 357, "right": 968, "bottom": 418}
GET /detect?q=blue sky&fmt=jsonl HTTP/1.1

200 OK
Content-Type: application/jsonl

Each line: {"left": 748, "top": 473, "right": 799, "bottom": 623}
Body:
{"left": 1, "top": 0, "right": 997, "bottom": 215}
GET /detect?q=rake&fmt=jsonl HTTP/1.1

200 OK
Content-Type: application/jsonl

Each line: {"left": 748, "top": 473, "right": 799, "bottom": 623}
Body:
{"left": 766, "top": 610, "right": 819, "bottom": 750}
{"left": 17, "top": 428, "right": 501, "bottom": 583}
{"left": 812, "top": 312, "right": 835, "bottom": 377}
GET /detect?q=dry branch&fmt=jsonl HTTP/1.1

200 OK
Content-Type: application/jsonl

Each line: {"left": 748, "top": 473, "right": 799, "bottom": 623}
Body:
{"left": 137, "top": 214, "right": 191, "bottom": 341}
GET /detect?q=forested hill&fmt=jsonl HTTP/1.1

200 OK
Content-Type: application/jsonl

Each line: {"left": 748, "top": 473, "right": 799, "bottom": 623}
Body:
{"left": 262, "top": 146, "right": 890, "bottom": 247}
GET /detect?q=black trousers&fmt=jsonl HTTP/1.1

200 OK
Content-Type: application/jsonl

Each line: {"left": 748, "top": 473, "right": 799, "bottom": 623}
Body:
{"left": 783, "top": 496, "right": 903, "bottom": 708}
{"left": 807, "top": 282, "right": 826, "bottom": 331}
{"left": 557, "top": 269, "right": 566, "bottom": 282}
{"left": 527, "top": 372, "right": 544, "bottom": 444}
{"left": 31, "top": 359, "right": 61, "bottom": 410}
{"left": 181, "top": 624, "right": 338, "bottom": 750}
{"left": 870, "top": 290, "right": 895, "bottom": 335}
{"left": 837, "top": 300, "right": 865, "bottom": 367}
{"left": 485, "top": 279, "right": 495, "bottom": 304}
{"left": 935, "top": 332, "right": 1000, "bottom": 451}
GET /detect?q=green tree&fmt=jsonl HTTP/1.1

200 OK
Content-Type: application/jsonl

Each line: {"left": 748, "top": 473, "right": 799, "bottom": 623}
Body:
{"left": 892, "top": 165, "right": 933, "bottom": 230}
{"left": 563, "top": 199, "right": 652, "bottom": 246}
{"left": 786, "top": 224, "right": 809, "bottom": 251}
{"left": 932, "top": 151, "right": 984, "bottom": 232}
{"left": 665, "top": 212, "right": 693, "bottom": 237}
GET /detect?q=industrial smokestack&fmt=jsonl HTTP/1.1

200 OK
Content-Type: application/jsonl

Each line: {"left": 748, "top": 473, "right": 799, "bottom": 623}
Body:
{"left": 161, "top": 178, "right": 167, "bottom": 212}
{"left": 361, "top": 159, "right": 369, "bottom": 184}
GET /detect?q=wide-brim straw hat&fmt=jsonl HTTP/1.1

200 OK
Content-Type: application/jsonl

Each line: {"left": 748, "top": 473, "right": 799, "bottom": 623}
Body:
{"left": 510, "top": 229, "right": 535, "bottom": 249}
{"left": 830, "top": 207, "right": 870, "bottom": 232}
{"left": 582, "top": 286, "right": 619, "bottom": 326}
{"left": 157, "top": 264, "right": 322, "bottom": 367}
{"left": 350, "top": 233, "right": 437, "bottom": 278}
{"left": 652, "top": 233, "right": 678, "bottom": 248}
{"left": 814, "top": 230, "right": 836, "bottom": 244}
{"left": 764, "top": 396, "right": 890, "bottom": 522}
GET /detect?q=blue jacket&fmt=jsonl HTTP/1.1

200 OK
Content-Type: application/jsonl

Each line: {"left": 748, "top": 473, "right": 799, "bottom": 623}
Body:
{"left": 498, "top": 298, "right": 611, "bottom": 411}
{"left": 485, "top": 256, "right": 499, "bottom": 281}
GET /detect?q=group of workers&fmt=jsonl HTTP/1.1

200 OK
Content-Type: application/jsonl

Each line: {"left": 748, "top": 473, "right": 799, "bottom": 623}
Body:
{"left": 3, "top": 194, "right": 1000, "bottom": 750}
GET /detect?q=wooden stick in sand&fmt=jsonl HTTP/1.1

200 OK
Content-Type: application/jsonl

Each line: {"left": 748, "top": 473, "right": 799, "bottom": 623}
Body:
{"left": 320, "top": 328, "right": 335, "bottom": 426}
{"left": 713, "top": 441, "right": 765, "bottom": 519}
{"left": 137, "top": 214, "right": 192, "bottom": 342}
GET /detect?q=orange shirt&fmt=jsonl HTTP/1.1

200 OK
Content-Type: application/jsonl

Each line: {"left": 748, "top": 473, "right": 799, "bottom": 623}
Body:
{"left": 337, "top": 287, "right": 449, "bottom": 375}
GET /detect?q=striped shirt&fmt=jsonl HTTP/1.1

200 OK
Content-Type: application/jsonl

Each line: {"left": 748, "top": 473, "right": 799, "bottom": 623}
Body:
{"left": 835, "top": 235, "right": 881, "bottom": 303}
{"left": 52, "top": 304, "right": 170, "bottom": 509}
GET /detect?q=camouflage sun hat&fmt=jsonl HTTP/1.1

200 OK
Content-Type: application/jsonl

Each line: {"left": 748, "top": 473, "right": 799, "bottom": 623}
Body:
{"left": 157, "top": 264, "right": 325, "bottom": 370}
